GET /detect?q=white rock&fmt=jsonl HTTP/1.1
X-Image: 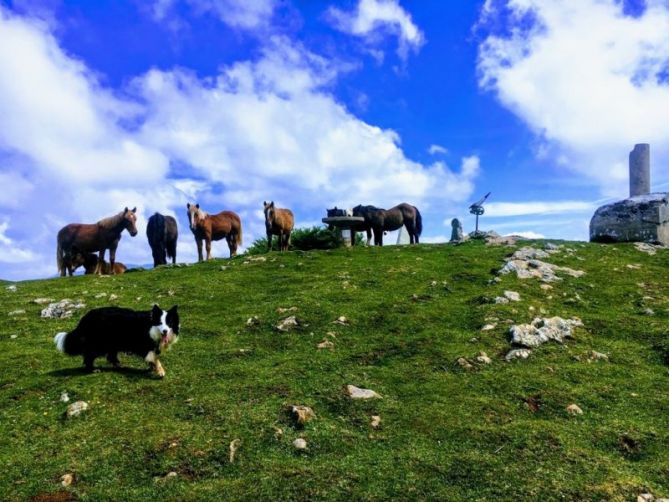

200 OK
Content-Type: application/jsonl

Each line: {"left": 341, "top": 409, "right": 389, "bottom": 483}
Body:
{"left": 109, "top": 294, "right": 118, "bottom": 301}
{"left": 276, "top": 316, "right": 299, "bottom": 331}
{"left": 32, "top": 298, "right": 54, "bottom": 305}
{"left": 246, "top": 316, "right": 260, "bottom": 327}
{"left": 5, "top": 284, "right": 16, "bottom": 292}
{"left": 61, "top": 473, "right": 74, "bottom": 487}
{"left": 276, "top": 306, "right": 298, "bottom": 314}
{"left": 333, "top": 316, "right": 349, "bottom": 325}
{"left": 476, "top": 352, "right": 492, "bottom": 364}
{"left": 509, "top": 317, "right": 583, "bottom": 348}
{"left": 10, "top": 334, "right": 17, "bottom": 339}
{"left": 290, "top": 405, "right": 316, "bottom": 425}
{"left": 41, "top": 300, "right": 86, "bottom": 319}
{"left": 66, "top": 401, "right": 89, "bottom": 418}
{"left": 317, "top": 339, "right": 334, "bottom": 350}
{"left": 588, "top": 351, "right": 609, "bottom": 362}
{"left": 504, "top": 291, "right": 521, "bottom": 302}
{"left": 346, "top": 385, "right": 381, "bottom": 399}
{"left": 8, "top": 310, "right": 25, "bottom": 316}
{"left": 229, "top": 439, "right": 241, "bottom": 463}
{"left": 505, "top": 349, "right": 532, "bottom": 361}
{"left": 481, "top": 324, "right": 496, "bottom": 331}
{"left": 293, "top": 438, "right": 307, "bottom": 450}
{"left": 60, "top": 392, "right": 70, "bottom": 403}
{"left": 457, "top": 357, "right": 474, "bottom": 370}
{"left": 494, "top": 297, "right": 509, "bottom": 304}
{"left": 566, "top": 403, "right": 583, "bottom": 415}
{"left": 370, "top": 415, "right": 381, "bottom": 429}
{"left": 94, "top": 293, "right": 107, "bottom": 299}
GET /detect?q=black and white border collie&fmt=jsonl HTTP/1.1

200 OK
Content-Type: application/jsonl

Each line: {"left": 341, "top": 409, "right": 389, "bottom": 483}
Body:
{"left": 54, "top": 305, "right": 179, "bottom": 378}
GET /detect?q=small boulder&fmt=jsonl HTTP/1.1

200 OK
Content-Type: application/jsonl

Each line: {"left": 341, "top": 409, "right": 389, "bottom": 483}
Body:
{"left": 290, "top": 405, "right": 316, "bottom": 426}
{"left": 60, "top": 392, "right": 70, "bottom": 403}
{"left": 8, "top": 310, "right": 26, "bottom": 316}
{"left": 566, "top": 404, "right": 583, "bottom": 415}
{"left": 457, "top": 357, "right": 474, "bottom": 370}
{"left": 505, "top": 349, "right": 532, "bottom": 361}
{"left": 588, "top": 351, "right": 609, "bottom": 362}
{"left": 61, "top": 473, "right": 74, "bottom": 487}
{"left": 41, "top": 300, "right": 85, "bottom": 319}
{"left": 346, "top": 385, "right": 381, "bottom": 399}
{"left": 66, "top": 401, "right": 88, "bottom": 418}
{"left": 6, "top": 284, "right": 16, "bottom": 292}
{"left": 476, "top": 352, "right": 492, "bottom": 365}
{"left": 481, "top": 323, "right": 497, "bottom": 332}
{"left": 370, "top": 415, "right": 381, "bottom": 429}
{"left": 333, "top": 316, "right": 349, "bottom": 325}
{"left": 504, "top": 291, "right": 521, "bottom": 302}
{"left": 317, "top": 339, "right": 334, "bottom": 350}
{"left": 293, "top": 438, "right": 307, "bottom": 450}
{"left": 276, "top": 316, "right": 300, "bottom": 332}
{"left": 32, "top": 298, "right": 54, "bottom": 305}
{"left": 246, "top": 316, "right": 260, "bottom": 327}
{"left": 229, "top": 439, "right": 241, "bottom": 463}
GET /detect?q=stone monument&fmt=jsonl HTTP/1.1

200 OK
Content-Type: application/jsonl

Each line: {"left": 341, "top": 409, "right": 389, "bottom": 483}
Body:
{"left": 590, "top": 144, "right": 669, "bottom": 245}
{"left": 450, "top": 218, "right": 464, "bottom": 243}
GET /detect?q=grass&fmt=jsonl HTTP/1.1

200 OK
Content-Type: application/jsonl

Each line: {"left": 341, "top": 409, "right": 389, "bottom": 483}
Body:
{"left": 0, "top": 240, "right": 668, "bottom": 501}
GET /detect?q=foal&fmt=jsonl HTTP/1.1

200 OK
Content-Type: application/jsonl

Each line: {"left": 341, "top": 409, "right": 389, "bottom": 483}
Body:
{"left": 264, "top": 201, "right": 294, "bottom": 252}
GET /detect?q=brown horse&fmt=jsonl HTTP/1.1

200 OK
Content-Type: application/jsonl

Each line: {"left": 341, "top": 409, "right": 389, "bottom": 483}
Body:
{"left": 264, "top": 201, "right": 294, "bottom": 251}
{"left": 352, "top": 203, "right": 422, "bottom": 246}
{"left": 186, "top": 203, "right": 243, "bottom": 260}
{"left": 71, "top": 252, "right": 127, "bottom": 275}
{"left": 57, "top": 208, "right": 138, "bottom": 276}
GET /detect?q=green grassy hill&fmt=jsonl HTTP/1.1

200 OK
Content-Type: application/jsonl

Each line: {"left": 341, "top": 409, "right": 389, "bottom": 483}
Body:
{"left": 0, "top": 241, "right": 668, "bottom": 501}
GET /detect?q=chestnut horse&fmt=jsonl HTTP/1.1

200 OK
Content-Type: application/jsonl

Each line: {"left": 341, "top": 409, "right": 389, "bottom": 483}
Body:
{"left": 263, "top": 201, "right": 294, "bottom": 251}
{"left": 186, "top": 203, "right": 243, "bottom": 260}
{"left": 72, "top": 252, "right": 127, "bottom": 275}
{"left": 146, "top": 212, "right": 178, "bottom": 267}
{"left": 56, "top": 207, "right": 138, "bottom": 276}
{"left": 352, "top": 203, "right": 422, "bottom": 246}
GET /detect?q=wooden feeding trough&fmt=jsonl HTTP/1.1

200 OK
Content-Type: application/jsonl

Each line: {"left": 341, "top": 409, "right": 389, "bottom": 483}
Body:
{"left": 322, "top": 208, "right": 364, "bottom": 246}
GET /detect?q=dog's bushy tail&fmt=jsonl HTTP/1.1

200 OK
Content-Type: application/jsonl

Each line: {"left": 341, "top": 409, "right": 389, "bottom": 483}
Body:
{"left": 54, "top": 331, "right": 82, "bottom": 355}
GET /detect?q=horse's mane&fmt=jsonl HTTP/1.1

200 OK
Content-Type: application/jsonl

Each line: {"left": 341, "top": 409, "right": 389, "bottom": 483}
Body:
{"left": 97, "top": 211, "right": 125, "bottom": 229}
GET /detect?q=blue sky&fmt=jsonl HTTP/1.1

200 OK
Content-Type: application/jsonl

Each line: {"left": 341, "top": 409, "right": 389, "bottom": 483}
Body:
{"left": 1, "top": 0, "right": 668, "bottom": 280}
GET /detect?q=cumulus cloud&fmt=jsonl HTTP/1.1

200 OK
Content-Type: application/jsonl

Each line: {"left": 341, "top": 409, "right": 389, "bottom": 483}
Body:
{"left": 150, "top": 0, "right": 276, "bottom": 29}
{"left": 477, "top": 0, "right": 669, "bottom": 195}
{"left": 484, "top": 200, "right": 595, "bottom": 217}
{"left": 327, "top": 0, "right": 425, "bottom": 61}
{"left": 0, "top": 7, "right": 479, "bottom": 280}
{"left": 428, "top": 144, "right": 448, "bottom": 156}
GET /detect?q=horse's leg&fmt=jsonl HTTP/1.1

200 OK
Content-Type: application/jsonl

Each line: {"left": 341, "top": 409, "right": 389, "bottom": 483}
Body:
{"left": 366, "top": 228, "right": 372, "bottom": 246}
{"left": 267, "top": 232, "right": 272, "bottom": 252}
{"left": 286, "top": 231, "right": 292, "bottom": 251}
{"left": 196, "top": 237, "right": 203, "bottom": 262}
{"left": 96, "top": 250, "right": 105, "bottom": 275}
{"left": 109, "top": 246, "right": 117, "bottom": 275}
{"left": 205, "top": 237, "right": 212, "bottom": 260}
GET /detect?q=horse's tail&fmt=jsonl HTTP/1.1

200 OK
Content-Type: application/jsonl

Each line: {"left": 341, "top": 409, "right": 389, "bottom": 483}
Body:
{"left": 236, "top": 219, "right": 243, "bottom": 247}
{"left": 414, "top": 206, "right": 423, "bottom": 236}
{"left": 56, "top": 240, "right": 64, "bottom": 275}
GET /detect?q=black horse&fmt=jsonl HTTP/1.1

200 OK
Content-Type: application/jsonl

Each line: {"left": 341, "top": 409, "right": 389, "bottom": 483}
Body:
{"left": 352, "top": 203, "right": 422, "bottom": 246}
{"left": 146, "top": 213, "right": 178, "bottom": 267}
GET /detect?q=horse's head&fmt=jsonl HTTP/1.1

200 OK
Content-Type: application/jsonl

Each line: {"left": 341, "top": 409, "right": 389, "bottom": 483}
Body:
{"left": 123, "top": 207, "right": 138, "bottom": 236}
{"left": 352, "top": 204, "right": 363, "bottom": 217}
{"left": 187, "top": 203, "right": 205, "bottom": 231}
{"left": 263, "top": 201, "right": 276, "bottom": 226}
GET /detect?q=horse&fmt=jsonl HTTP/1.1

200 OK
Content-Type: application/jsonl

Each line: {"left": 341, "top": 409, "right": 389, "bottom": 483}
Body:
{"left": 352, "top": 203, "right": 422, "bottom": 246}
{"left": 56, "top": 207, "right": 138, "bottom": 276}
{"left": 186, "top": 203, "right": 243, "bottom": 260}
{"left": 146, "top": 213, "right": 178, "bottom": 267}
{"left": 264, "top": 201, "right": 294, "bottom": 251}
{"left": 348, "top": 204, "right": 378, "bottom": 245}
{"left": 72, "top": 252, "right": 127, "bottom": 275}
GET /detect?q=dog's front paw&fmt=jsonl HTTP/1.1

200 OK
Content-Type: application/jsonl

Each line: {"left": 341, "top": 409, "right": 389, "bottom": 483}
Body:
{"left": 155, "top": 360, "right": 166, "bottom": 378}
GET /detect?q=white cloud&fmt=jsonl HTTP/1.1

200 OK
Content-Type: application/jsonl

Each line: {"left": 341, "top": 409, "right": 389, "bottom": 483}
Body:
{"left": 327, "top": 0, "right": 425, "bottom": 61}
{"left": 428, "top": 144, "right": 448, "bottom": 155}
{"left": 151, "top": 0, "right": 276, "bottom": 29}
{"left": 477, "top": 0, "right": 669, "bottom": 195}
{"left": 0, "top": 8, "right": 479, "bottom": 280}
{"left": 484, "top": 200, "right": 595, "bottom": 217}
{"left": 508, "top": 231, "right": 545, "bottom": 239}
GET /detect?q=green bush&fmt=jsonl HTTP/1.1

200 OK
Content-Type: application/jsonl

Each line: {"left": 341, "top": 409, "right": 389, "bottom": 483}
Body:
{"left": 246, "top": 226, "right": 362, "bottom": 254}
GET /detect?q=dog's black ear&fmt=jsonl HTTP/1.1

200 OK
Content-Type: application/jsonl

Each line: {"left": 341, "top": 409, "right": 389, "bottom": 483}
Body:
{"left": 151, "top": 304, "right": 162, "bottom": 322}
{"left": 168, "top": 305, "right": 178, "bottom": 313}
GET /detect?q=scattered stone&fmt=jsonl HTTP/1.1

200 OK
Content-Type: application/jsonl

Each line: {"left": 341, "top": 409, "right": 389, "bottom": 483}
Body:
{"left": 370, "top": 415, "right": 381, "bottom": 429}
{"left": 510, "top": 317, "right": 583, "bottom": 348}
{"left": 481, "top": 323, "right": 496, "bottom": 332}
{"left": 32, "top": 298, "right": 54, "bottom": 305}
{"left": 469, "top": 337, "right": 479, "bottom": 343}
{"left": 457, "top": 357, "right": 474, "bottom": 370}
{"left": 627, "top": 263, "right": 641, "bottom": 270}
{"left": 220, "top": 266, "right": 228, "bottom": 271}
{"left": 41, "top": 300, "right": 86, "bottom": 319}
{"left": 476, "top": 352, "right": 492, "bottom": 365}
{"left": 94, "top": 292, "right": 107, "bottom": 299}
{"left": 638, "top": 494, "right": 654, "bottom": 502}
{"left": 274, "top": 427, "right": 284, "bottom": 440}
{"left": 10, "top": 334, "right": 17, "bottom": 339}
{"left": 276, "top": 306, "right": 298, "bottom": 314}
{"left": 544, "top": 242, "right": 560, "bottom": 251}
{"left": 643, "top": 308, "right": 655, "bottom": 316}
{"left": 494, "top": 295, "right": 509, "bottom": 304}
{"left": 346, "top": 385, "right": 381, "bottom": 399}
{"left": 566, "top": 404, "right": 583, "bottom": 415}
{"left": 109, "top": 294, "right": 118, "bottom": 301}
{"left": 229, "top": 439, "right": 241, "bottom": 463}
{"left": 290, "top": 405, "right": 316, "bottom": 426}
{"left": 504, "top": 291, "right": 521, "bottom": 302}
{"left": 540, "top": 284, "right": 553, "bottom": 291}
{"left": 60, "top": 392, "right": 70, "bottom": 403}
{"left": 317, "top": 339, "right": 334, "bottom": 350}
{"left": 499, "top": 247, "right": 585, "bottom": 282}
{"left": 66, "top": 401, "right": 89, "bottom": 418}
{"left": 6, "top": 284, "right": 16, "bottom": 292}
{"left": 247, "top": 256, "right": 267, "bottom": 263}
{"left": 634, "top": 242, "right": 663, "bottom": 255}
{"left": 61, "top": 473, "right": 74, "bottom": 487}
{"left": 588, "top": 351, "right": 609, "bottom": 362}
{"left": 505, "top": 349, "right": 532, "bottom": 361}
{"left": 276, "top": 316, "right": 300, "bottom": 332}
{"left": 333, "top": 316, "right": 349, "bottom": 325}
{"left": 8, "top": 310, "right": 25, "bottom": 316}
{"left": 246, "top": 316, "right": 260, "bottom": 327}
{"left": 293, "top": 438, "right": 307, "bottom": 451}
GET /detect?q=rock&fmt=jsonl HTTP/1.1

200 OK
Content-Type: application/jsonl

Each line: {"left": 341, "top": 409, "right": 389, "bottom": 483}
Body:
{"left": 540, "top": 284, "right": 553, "bottom": 291}
{"left": 8, "top": 309, "right": 25, "bottom": 316}
{"left": 276, "top": 306, "right": 298, "bottom": 314}
{"left": 5, "top": 284, "right": 16, "bottom": 292}
{"left": 627, "top": 263, "right": 641, "bottom": 269}
{"left": 220, "top": 266, "right": 228, "bottom": 271}
{"left": 293, "top": 438, "right": 307, "bottom": 450}
{"left": 317, "top": 339, "right": 334, "bottom": 350}
{"left": 638, "top": 494, "right": 654, "bottom": 502}
{"left": 635, "top": 242, "right": 663, "bottom": 255}
{"left": 588, "top": 351, "right": 609, "bottom": 362}
{"left": 370, "top": 415, "right": 381, "bottom": 429}
{"left": 66, "top": 401, "right": 88, "bottom": 418}
{"left": 61, "top": 473, "right": 74, "bottom": 487}
{"left": 450, "top": 218, "right": 464, "bottom": 243}
{"left": 494, "top": 296, "right": 509, "bottom": 304}
{"left": 505, "top": 349, "right": 532, "bottom": 361}
{"left": 469, "top": 337, "right": 479, "bottom": 343}
{"left": 229, "top": 439, "right": 241, "bottom": 463}
{"left": 504, "top": 291, "right": 521, "bottom": 302}
{"left": 498, "top": 247, "right": 584, "bottom": 282}
{"left": 109, "top": 294, "right": 118, "bottom": 301}
{"left": 643, "top": 308, "right": 655, "bottom": 316}
{"left": 481, "top": 323, "right": 496, "bottom": 331}
{"left": 41, "top": 300, "right": 86, "bottom": 319}
{"left": 274, "top": 427, "right": 284, "bottom": 439}
{"left": 290, "top": 405, "right": 316, "bottom": 426}
{"left": 333, "top": 316, "right": 349, "bottom": 325}
{"left": 32, "top": 298, "right": 54, "bottom": 305}
{"left": 346, "top": 385, "right": 381, "bottom": 399}
{"left": 60, "top": 392, "right": 70, "bottom": 403}
{"left": 476, "top": 352, "right": 492, "bottom": 364}
{"left": 566, "top": 404, "right": 583, "bottom": 415}
{"left": 457, "top": 357, "right": 474, "bottom": 370}
{"left": 246, "top": 316, "right": 260, "bottom": 327}
{"left": 10, "top": 334, "right": 17, "bottom": 339}
{"left": 590, "top": 193, "right": 669, "bottom": 245}
{"left": 94, "top": 292, "right": 107, "bottom": 299}
{"left": 544, "top": 242, "right": 560, "bottom": 251}
{"left": 276, "top": 316, "right": 300, "bottom": 332}
{"left": 509, "top": 317, "right": 583, "bottom": 348}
